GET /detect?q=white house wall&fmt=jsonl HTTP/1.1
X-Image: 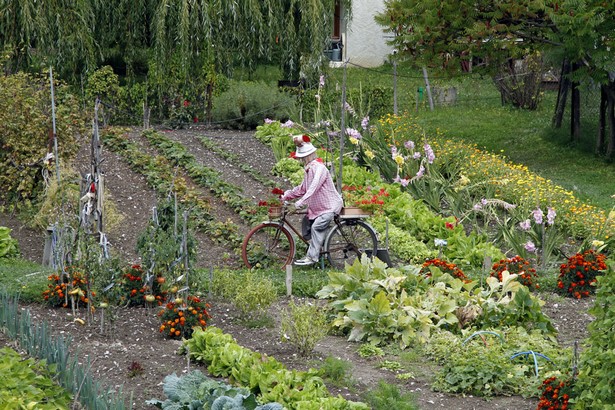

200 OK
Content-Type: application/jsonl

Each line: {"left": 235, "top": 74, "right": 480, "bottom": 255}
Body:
{"left": 343, "top": 0, "right": 394, "bottom": 67}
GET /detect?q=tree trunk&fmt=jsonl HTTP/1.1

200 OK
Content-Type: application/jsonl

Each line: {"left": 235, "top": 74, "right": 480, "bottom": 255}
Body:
{"left": 607, "top": 81, "right": 615, "bottom": 160}
{"left": 552, "top": 60, "right": 571, "bottom": 128}
{"left": 597, "top": 84, "right": 607, "bottom": 155}
{"left": 570, "top": 69, "right": 581, "bottom": 142}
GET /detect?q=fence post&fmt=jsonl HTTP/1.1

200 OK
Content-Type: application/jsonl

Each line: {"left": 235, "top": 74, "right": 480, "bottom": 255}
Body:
{"left": 422, "top": 67, "right": 435, "bottom": 111}
{"left": 285, "top": 264, "right": 293, "bottom": 297}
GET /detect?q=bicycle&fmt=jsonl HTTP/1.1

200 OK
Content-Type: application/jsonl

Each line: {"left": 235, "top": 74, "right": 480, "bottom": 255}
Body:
{"left": 241, "top": 203, "right": 378, "bottom": 270}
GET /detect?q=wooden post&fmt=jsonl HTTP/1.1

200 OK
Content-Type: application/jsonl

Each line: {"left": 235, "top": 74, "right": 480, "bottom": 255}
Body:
{"left": 422, "top": 67, "right": 435, "bottom": 111}
{"left": 337, "top": 59, "right": 348, "bottom": 193}
{"left": 285, "top": 264, "right": 293, "bottom": 297}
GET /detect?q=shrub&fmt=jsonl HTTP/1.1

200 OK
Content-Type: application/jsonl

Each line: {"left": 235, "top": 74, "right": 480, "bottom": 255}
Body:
{"left": 0, "top": 70, "right": 86, "bottom": 211}
{"left": 491, "top": 255, "right": 538, "bottom": 291}
{"left": 212, "top": 81, "right": 295, "bottom": 130}
{"left": 557, "top": 250, "right": 607, "bottom": 299}
{"left": 573, "top": 258, "right": 615, "bottom": 407}
{"left": 232, "top": 271, "right": 278, "bottom": 319}
{"left": 280, "top": 300, "right": 329, "bottom": 356}
{"left": 0, "top": 227, "right": 19, "bottom": 259}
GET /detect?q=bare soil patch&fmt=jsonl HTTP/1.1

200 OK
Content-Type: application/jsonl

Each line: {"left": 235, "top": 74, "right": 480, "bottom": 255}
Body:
{"left": 0, "top": 125, "right": 594, "bottom": 410}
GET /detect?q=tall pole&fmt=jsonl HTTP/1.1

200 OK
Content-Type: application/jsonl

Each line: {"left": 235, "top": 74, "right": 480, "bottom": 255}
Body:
{"left": 337, "top": 59, "right": 348, "bottom": 193}
{"left": 49, "top": 67, "right": 61, "bottom": 185}
{"left": 393, "top": 60, "right": 398, "bottom": 115}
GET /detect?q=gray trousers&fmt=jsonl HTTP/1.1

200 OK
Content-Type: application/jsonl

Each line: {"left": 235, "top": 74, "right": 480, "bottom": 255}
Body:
{"left": 304, "top": 212, "right": 334, "bottom": 261}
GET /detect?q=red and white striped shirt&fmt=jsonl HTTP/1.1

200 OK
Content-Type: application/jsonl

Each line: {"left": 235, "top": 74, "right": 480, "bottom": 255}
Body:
{"left": 281, "top": 159, "right": 343, "bottom": 219}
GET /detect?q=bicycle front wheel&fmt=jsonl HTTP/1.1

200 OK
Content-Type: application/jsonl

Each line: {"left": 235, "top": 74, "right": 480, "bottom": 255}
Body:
{"left": 241, "top": 223, "right": 295, "bottom": 270}
{"left": 324, "top": 219, "right": 378, "bottom": 270}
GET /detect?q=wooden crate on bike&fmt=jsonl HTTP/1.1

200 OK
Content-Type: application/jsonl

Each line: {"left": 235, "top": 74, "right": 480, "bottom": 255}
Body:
{"left": 340, "top": 206, "right": 371, "bottom": 218}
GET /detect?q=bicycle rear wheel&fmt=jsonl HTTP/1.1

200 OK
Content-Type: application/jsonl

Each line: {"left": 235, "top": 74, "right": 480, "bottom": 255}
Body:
{"left": 241, "top": 223, "right": 295, "bottom": 270}
{"left": 324, "top": 219, "right": 378, "bottom": 270}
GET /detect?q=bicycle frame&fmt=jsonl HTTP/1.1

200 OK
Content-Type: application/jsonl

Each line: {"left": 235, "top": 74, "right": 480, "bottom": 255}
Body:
{"left": 274, "top": 205, "right": 366, "bottom": 255}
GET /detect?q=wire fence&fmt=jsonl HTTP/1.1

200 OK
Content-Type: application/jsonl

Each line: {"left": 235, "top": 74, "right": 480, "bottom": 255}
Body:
{"left": 95, "top": 60, "right": 603, "bottom": 135}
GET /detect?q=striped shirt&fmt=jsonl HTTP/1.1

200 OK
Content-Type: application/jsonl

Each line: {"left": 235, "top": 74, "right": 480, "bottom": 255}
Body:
{"left": 281, "top": 159, "right": 343, "bottom": 219}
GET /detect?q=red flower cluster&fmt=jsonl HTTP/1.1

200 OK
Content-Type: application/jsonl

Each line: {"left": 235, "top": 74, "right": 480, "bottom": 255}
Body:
{"left": 342, "top": 185, "right": 389, "bottom": 214}
{"left": 491, "top": 255, "right": 539, "bottom": 290}
{"left": 537, "top": 375, "right": 574, "bottom": 410}
{"left": 158, "top": 295, "right": 211, "bottom": 339}
{"left": 42, "top": 267, "right": 93, "bottom": 308}
{"left": 421, "top": 258, "right": 467, "bottom": 281}
{"left": 557, "top": 250, "right": 606, "bottom": 299}
{"left": 258, "top": 187, "right": 284, "bottom": 208}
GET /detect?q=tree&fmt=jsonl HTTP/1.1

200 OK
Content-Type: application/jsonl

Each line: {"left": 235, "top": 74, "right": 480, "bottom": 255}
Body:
{"left": 376, "top": 0, "right": 615, "bottom": 157}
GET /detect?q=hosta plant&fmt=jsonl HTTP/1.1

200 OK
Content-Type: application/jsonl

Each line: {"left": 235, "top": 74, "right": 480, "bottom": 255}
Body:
{"left": 557, "top": 250, "right": 607, "bottom": 299}
{"left": 490, "top": 255, "right": 538, "bottom": 291}
{"left": 158, "top": 295, "right": 211, "bottom": 339}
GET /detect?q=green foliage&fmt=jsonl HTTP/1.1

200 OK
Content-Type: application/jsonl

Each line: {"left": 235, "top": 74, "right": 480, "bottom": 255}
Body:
{"left": 363, "top": 380, "right": 418, "bottom": 410}
{"left": 182, "top": 327, "right": 368, "bottom": 409}
{"left": 0, "top": 226, "right": 19, "bottom": 259}
{"left": 317, "top": 356, "right": 354, "bottom": 388}
{"left": 255, "top": 120, "right": 301, "bottom": 145}
{"left": 85, "top": 65, "right": 120, "bottom": 106}
{"left": 0, "top": 347, "right": 72, "bottom": 409}
{"left": 318, "top": 256, "right": 556, "bottom": 350}
{"left": 147, "top": 370, "right": 284, "bottom": 409}
{"left": 280, "top": 300, "right": 329, "bottom": 356}
{"left": 356, "top": 343, "right": 385, "bottom": 358}
{"left": 0, "top": 70, "right": 86, "bottom": 211}
{"left": 232, "top": 271, "right": 278, "bottom": 320}
{"left": 573, "top": 258, "right": 615, "bottom": 407}
{"left": 430, "top": 326, "right": 568, "bottom": 397}
{"left": 136, "top": 196, "right": 197, "bottom": 277}
{"left": 0, "top": 259, "right": 51, "bottom": 302}
{"left": 212, "top": 81, "right": 295, "bottom": 130}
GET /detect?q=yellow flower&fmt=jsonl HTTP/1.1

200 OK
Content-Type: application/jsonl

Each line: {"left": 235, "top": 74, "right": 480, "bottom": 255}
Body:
{"left": 394, "top": 154, "right": 405, "bottom": 166}
{"left": 349, "top": 137, "right": 359, "bottom": 145}
{"left": 591, "top": 240, "right": 604, "bottom": 248}
{"left": 365, "top": 150, "right": 375, "bottom": 159}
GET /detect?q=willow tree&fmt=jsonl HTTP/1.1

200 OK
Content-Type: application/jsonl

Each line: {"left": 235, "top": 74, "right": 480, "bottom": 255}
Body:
{"left": 0, "top": 0, "right": 97, "bottom": 78}
{"left": 150, "top": 0, "right": 350, "bottom": 85}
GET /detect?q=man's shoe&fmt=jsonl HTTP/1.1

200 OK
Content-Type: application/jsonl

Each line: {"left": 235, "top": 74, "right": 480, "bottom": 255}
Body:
{"left": 294, "top": 256, "right": 317, "bottom": 266}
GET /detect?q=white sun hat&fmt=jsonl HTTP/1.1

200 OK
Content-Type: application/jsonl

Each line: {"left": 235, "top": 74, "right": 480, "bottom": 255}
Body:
{"left": 294, "top": 142, "right": 317, "bottom": 158}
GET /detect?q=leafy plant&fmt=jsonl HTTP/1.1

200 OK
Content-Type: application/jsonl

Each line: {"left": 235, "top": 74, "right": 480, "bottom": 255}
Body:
{"left": 0, "top": 347, "right": 72, "bottom": 409}
{"left": 0, "top": 226, "right": 19, "bottom": 259}
{"left": 280, "top": 300, "right": 329, "bottom": 356}
{"left": 573, "top": 258, "right": 615, "bottom": 407}
{"left": 356, "top": 343, "right": 385, "bottom": 358}
{"left": 232, "top": 271, "right": 278, "bottom": 321}
{"left": 317, "top": 356, "right": 354, "bottom": 388}
{"left": 363, "top": 380, "right": 418, "bottom": 410}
